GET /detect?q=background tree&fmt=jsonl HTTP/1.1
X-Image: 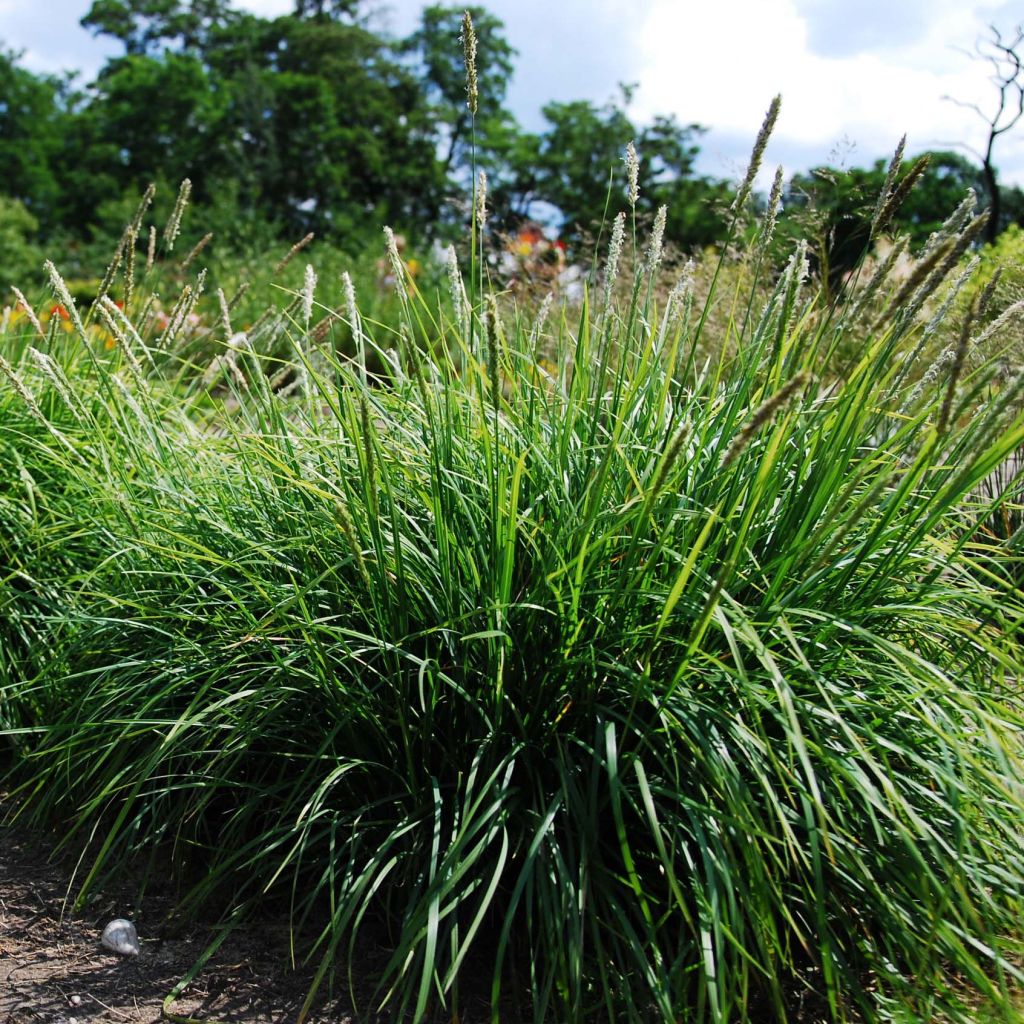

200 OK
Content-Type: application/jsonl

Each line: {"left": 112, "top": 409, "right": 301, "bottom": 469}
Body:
{"left": 490, "top": 87, "right": 727, "bottom": 249}
{"left": 779, "top": 149, "right": 1023, "bottom": 295}
{"left": 81, "top": 0, "right": 237, "bottom": 56}
{"left": 402, "top": 4, "right": 517, "bottom": 182}
{"left": 0, "top": 51, "right": 68, "bottom": 225}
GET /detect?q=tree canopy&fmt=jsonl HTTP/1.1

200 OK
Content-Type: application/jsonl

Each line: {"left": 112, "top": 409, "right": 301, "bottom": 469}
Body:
{"left": 0, "top": 1, "right": 1020, "bottom": 259}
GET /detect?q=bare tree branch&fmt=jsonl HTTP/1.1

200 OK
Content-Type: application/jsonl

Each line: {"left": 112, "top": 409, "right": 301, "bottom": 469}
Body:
{"left": 943, "top": 22, "right": 1024, "bottom": 242}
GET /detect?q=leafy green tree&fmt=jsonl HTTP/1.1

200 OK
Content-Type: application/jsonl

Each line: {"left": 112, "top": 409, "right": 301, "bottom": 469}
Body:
{"left": 780, "top": 150, "right": 1014, "bottom": 294}
{"left": 402, "top": 4, "right": 517, "bottom": 180}
{"left": 489, "top": 88, "right": 728, "bottom": 249}
{"left": 241, "top": 16, "right": 445, "bottom": 234}
{"left": 81, "top": 0, "right": 237, "bottom": 56}
{"left": 0, "top": 51, "right": 67, "bottom": 225}
{"left": 0, "top": 197, "right": 43, "bottom": 290}
{"left": 292, "top": 0, "right": 361, "bottom": 19}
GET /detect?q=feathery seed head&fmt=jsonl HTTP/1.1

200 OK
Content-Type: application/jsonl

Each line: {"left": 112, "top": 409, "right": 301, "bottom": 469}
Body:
{"left": 759, "top": 165, "right": 785, "bottom": 249}
{"left": 722, "top": 371, "right": 811, "bottom": 466}
{"left": 871, "top": 134, "right": 906, "bottom": 232}
{"left": 45, "top": 261, "right": 87, "bottom": 340}
{"left": 28, "top": 347, "right": 80, "bottom": 419}
{"left": 217, "top": 288, "right": 232, "bottom": 337}
{"left": 446, "top": 244, "right": 465, "bottom": 331}
{"left": 163, "top": 178, "right": 191, "bottom": 251}
{"left": 302, "top": 264, "right": 317, "bottom": 324}
{"left": 383, "top": 226, "right": 404, "bottom": 287}
{"left": 733, "top": 94, "right": 781, "bottom": 212}
{"left": 644, "top": 205, "right": 668, "bottom": 275}
{"left": 461, "top": 11, "right": 478, "bottom": 115}
{"left": 11, "top": 287, "right": 44, "bottom": 338}
{"left": 0, "top": 352, "right": 43, "bottom": 422}
{"left": 181, "top": 231, "right": 213, "bottom": 270}
{"left": 476, "top": 169, "right": 488, "bottom": 230}
{"left": 275, "top": 232, "right": 315, "bottom": 274}
{"left": 602, "top": 211, "right": 626, "bottom": 309}
{"left": 624, "top": 141, "right": 640, "bottom": 208}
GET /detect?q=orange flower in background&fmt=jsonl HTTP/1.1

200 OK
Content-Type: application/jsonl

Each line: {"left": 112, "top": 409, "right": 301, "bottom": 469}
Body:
{"left": 49, "top": 304, "right": 70, "bottom": 321}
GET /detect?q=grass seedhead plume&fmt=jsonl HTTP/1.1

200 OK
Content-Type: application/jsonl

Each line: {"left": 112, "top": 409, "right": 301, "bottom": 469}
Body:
{"left": 758, "top": 165, "right": 785, "bottom": 251}
{"left": 146, "top": 225, "right": 157, "bottom": 274}
{"left": 602, "top": 211, "right": 626, "bottom": 310}
{"left": 0, "top": 351, "right": 44, "bottom": 422}
{"left": 874, "top": 154, "right": 931, "bottom": 237}
{"left": 446, "top": 245, "right": 466, "bottom": 335}
{"left": 733, "top": 94, "right": 781, "bottom": 212}
{"left": 28, "top": 347, "right": 82, "bottom": 421}
{"left": 181, "top": 232, "right": 213, "bottom": 271}
{"left": 383, "top": 227, "right": 404, "bottom": 287}
{"left": 163, "top": 178, "right": 191, "bottom": 252}
{"left": 461, "top": 10, "right": 478, "bottom": 114}
{"left": 45, "top": 261, "right": 88, "bottom": 341}
{"left": 969, "top": 296, "right": 1024, "bottom": 354}
{"left": 476, "top": 169, "right": 488, "bottom": 231}
{"left": 938, "top": 300, "right": 976, "bottom": 435}
{"left": 10, "top": 287, "right": 44, "bottom": 338}
{"left": 870, "top": 134, "right": 906, "bottom": 234}
{"left": 217, "top": 288, "right": 232, "bottom": 337}
{"left": 97, "top": 297, "right": 149, "bottom": 390}
{"left": 302, "top": 264, "right": 317, "bottom": 325}
{"left": 624, "top": 140, "right": 640, "bottom": 209}
{"left": 274, "top": 232, "right": 315, "bottom": 274}
{"left": 721, "top": 371, "right": 811, "bottom": 466}
{"left": 644, "top": 204, "right": 668, "bottom": 276}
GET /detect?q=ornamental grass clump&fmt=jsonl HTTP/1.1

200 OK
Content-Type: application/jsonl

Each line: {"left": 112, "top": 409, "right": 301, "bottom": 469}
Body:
{"left": 2, "top": 121, "right": 1024, "bottom": 1024}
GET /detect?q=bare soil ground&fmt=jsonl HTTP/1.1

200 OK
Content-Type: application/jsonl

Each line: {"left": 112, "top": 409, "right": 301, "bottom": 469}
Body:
{"left": 0, "top": 816, "right": 360, "bottom": 1024}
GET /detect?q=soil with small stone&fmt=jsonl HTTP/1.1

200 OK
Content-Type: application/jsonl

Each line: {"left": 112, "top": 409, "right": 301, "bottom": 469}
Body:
{"left": 0, "top": 809, "right": 366, "bottom": 1024}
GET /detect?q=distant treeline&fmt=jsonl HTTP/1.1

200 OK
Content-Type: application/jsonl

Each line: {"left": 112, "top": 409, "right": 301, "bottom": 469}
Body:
{"left": 1, "top": 0, "right": 1022, "bottom": 256}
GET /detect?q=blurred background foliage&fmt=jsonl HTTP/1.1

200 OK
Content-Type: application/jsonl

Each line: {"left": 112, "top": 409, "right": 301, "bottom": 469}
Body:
{"left": 0, "top": 0, "right": 1022, "bottom": 276}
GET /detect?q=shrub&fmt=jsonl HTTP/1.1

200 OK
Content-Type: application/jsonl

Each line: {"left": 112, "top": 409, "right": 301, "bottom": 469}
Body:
{"left": 2, "top": 143, "right": 1023, "bottom": 1024}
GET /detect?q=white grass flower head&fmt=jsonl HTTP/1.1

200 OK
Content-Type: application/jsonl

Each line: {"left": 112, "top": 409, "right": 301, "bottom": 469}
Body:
{"left": 446, "top": 244, "right": 465, "bottom": 331}
{"left": 11, "top": 287, "right": 44, "bottom": 338}
{"left": 217, "top": 287, "right": 232, "bottom": 337}
{"left": 644, "top": 205, "right": 668, "bottom": 276}
{"left": 302, "top": 263, "right": 317, "bottom": 324}
{"left": 461, "top": 10, "right": 478, "bottom": 114}
{"left": 733, "top": 95, "right": 781, "bottom": 213}
{"left": 164, "top": 178, "right": 191, "bottom": 251}
{"left": 383, "top": 226, "right": 404, "bottom": 287}
{"left": 528, "top": 291, "right": 555, "bottom": 351}
{"left": 759, "top": 166, "right": 785, "bottom": 249}
{"left": 28, "top": 347, "right": 81, "bottom": 420}
{"left": 342, "top": 270, "right": 359, "bottom": 331}
{"left": 476, "top": 169, "right": 488, "bottom": 230}
{"left": 624, "top": 141, "right": 639, "bottom": 209}
{"left": 870, "top": 134, "right": 906, "bottom": 233}
{"left": 602, "top": 211, "right": 626, "bottom": 310}
{"left": 659, "top": 260, "right": 696, "bottom": 343}
{"left": 45, "top": 261, "right": 87, "bottom": 340}
{"left": 0, "top": 352, "right": 44, "bottom": 422}
{"left": 274, "top": 232, "right": 315, "bottom": 274}
{"left": 786, "top": 239, "right": 810, "bottom": 287}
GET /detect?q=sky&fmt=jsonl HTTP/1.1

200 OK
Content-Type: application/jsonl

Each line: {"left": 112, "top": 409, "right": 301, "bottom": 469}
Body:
{"left": 1, "top": 0, "right": 1022, "bottom": 189}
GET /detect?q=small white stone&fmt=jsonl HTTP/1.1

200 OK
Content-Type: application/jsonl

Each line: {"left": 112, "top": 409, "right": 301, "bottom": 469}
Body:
{"left": 100, "top": 918, "right": 140, "bottom": 956}
{"left": 69, "top": 995, "right": 82, "bottom": 1007}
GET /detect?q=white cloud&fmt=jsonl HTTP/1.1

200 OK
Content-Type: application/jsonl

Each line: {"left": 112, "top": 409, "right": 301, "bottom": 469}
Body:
{"left": 630, "top": 0, "right": 1023, "bottom": 186}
